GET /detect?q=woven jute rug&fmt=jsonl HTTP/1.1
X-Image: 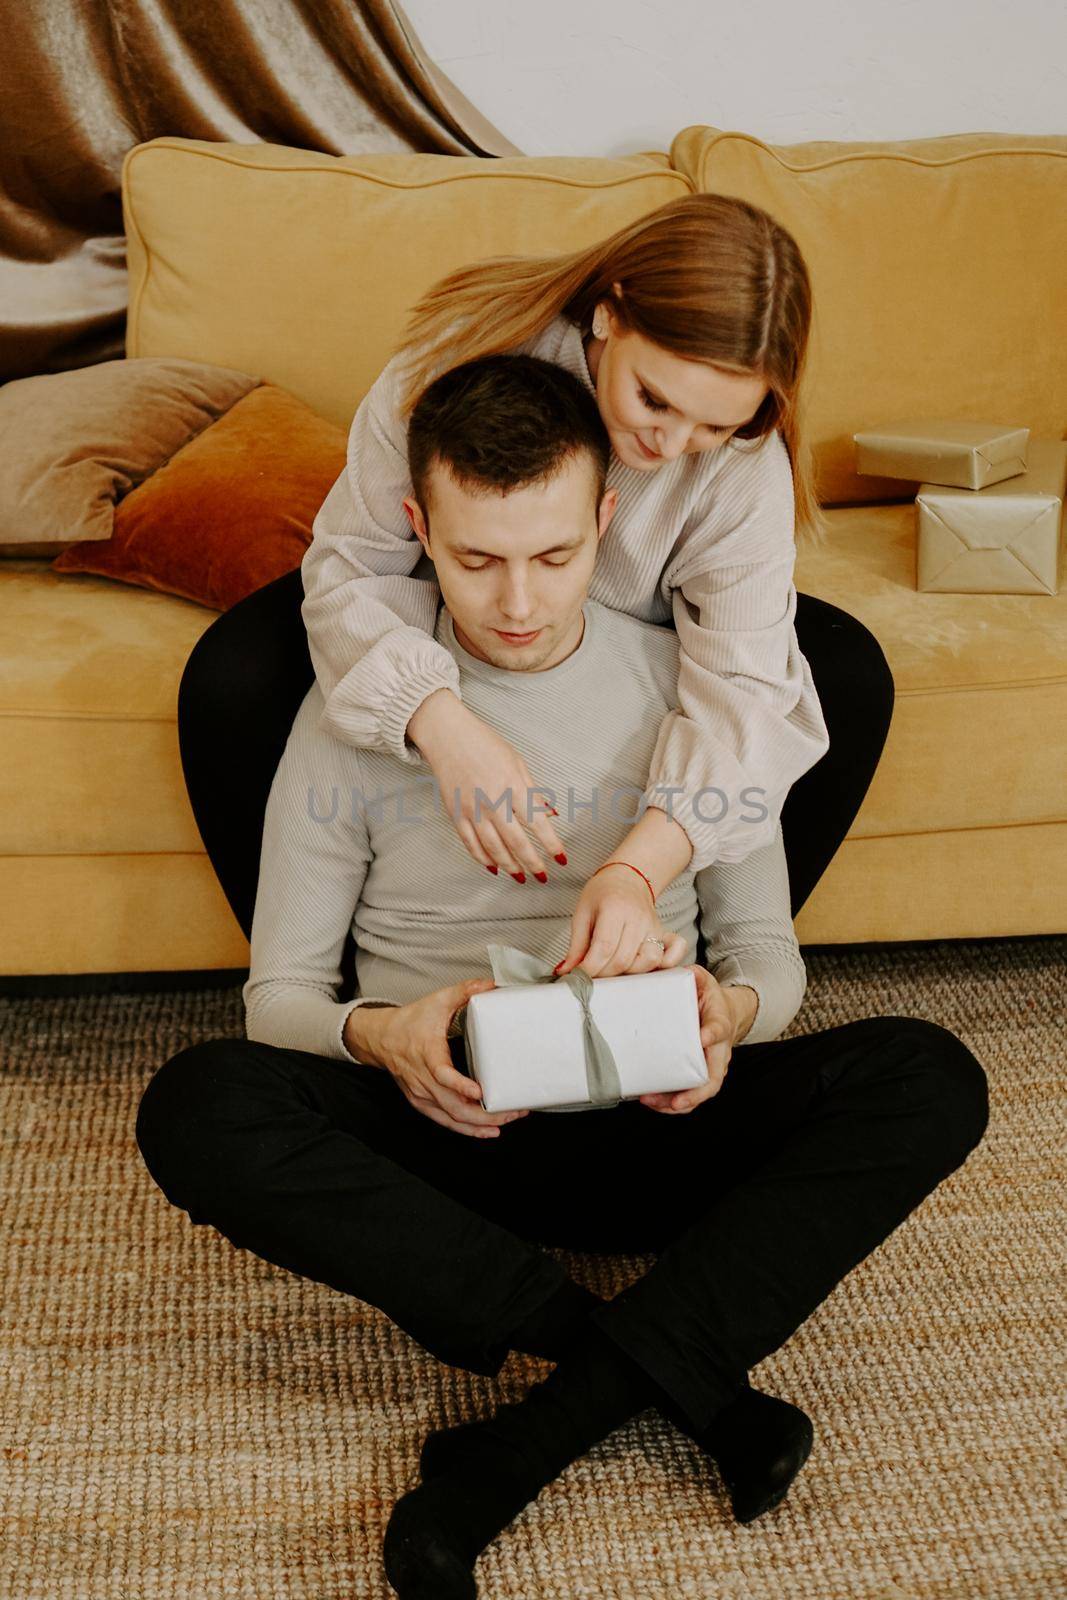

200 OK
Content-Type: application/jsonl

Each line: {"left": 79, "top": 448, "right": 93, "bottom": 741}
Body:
{"left": 1, "top": 935, "right": 1063, "bottom": 1599}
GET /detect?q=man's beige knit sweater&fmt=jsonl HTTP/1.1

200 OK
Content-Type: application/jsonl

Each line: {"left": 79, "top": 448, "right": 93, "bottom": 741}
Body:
{"left": 243, "top": 598, "right": 807, "bottom": 1066}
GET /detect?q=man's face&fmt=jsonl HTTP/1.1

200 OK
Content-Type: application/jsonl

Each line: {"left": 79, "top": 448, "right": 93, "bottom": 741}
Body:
{"left": 403, "top": 451, "right": 617, "bottom": 672}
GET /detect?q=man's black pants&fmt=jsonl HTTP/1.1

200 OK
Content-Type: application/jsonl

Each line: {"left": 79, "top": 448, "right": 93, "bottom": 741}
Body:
{"left": 135, "top": 1014, "right": 988, "bottom": 1434}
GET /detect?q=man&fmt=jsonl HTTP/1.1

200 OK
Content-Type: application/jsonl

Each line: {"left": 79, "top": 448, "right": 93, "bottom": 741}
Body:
{"left": 242, "top": 352, "right": 806, "bottom": 1103}
{"left": 136, "top": 355, "right": 987, "bottom": 1599}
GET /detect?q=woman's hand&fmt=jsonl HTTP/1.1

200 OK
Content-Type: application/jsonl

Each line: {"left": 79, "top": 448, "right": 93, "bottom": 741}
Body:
{"left": 639, "top": 968, "right": 753, "bottom": 1114}
{"left": 553, "top": 862, "right": 690, "bottom": 979}
{"left": 407, "top": 690, "right": 566, "bottom": 878}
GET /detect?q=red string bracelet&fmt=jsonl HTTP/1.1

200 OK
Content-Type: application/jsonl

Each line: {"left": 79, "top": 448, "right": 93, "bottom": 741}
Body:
{"left": 589, "top": 860, "right": 656, "bottom": 905}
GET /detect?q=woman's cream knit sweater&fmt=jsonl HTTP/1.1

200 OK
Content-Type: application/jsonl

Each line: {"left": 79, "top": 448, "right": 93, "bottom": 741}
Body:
{"left": 300, "top": 313, "right": 830, "bottom": 873}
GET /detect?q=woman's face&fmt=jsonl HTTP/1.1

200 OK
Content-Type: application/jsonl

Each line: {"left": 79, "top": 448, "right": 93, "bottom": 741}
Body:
{"left": 585, "top": 290, "right": 769, "bottom": 472}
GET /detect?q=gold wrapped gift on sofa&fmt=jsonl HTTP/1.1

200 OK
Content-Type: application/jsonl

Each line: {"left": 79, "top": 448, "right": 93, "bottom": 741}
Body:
{"left": 855, "top": 420, "right": 1030, "bottom": 491}
{"left": 916, "top": 440, "right": 1067, "bottom": 595}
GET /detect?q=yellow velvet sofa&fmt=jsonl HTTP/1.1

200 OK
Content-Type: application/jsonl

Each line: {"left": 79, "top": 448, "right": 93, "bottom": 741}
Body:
{"left": 2, "top": 126, "right": 1065, "bottom": 976}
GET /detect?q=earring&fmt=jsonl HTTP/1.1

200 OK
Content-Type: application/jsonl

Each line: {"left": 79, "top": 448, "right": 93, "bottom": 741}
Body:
{"left": 593, "top": 314, "right": 607, "bottom": 340}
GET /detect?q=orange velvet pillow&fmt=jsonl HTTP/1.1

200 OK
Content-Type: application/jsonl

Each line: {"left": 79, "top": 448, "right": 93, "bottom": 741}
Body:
{"left": 51, "top": 384, "right": 347, "bottom": 610}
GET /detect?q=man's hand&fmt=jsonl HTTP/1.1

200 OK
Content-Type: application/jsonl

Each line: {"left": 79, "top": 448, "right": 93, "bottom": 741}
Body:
{"left": 343, "top": 977, "right": 531, "bottom": 1139}
{"left": 638, "top": 968, "right": 757, "bottom": 1115}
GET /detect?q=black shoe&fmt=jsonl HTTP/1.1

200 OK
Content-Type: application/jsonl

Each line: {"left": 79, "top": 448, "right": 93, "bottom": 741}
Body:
{"left": 693, "top": 1389, "right": 815, "bottom": 1524}
{"left": 383, "top": 1485, "right": 476, "bottom": 1599}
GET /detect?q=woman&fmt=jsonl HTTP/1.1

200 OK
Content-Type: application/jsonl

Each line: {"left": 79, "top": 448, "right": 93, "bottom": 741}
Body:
{"left": 177, "top": 193, "right": 895, "bottom": 979}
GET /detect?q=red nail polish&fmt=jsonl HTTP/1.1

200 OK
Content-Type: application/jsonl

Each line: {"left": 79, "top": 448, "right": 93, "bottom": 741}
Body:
{"left": 534, "top": 871, "right": 548, "bottom": 883}
{"left": 554, "top": 852, "right": 567, "bottom": 866}
{"left": 511, "top": 871, "right": 526, "bottom": 883}
{"left": 486, "top": 865, "right": 499, "bottom": 874}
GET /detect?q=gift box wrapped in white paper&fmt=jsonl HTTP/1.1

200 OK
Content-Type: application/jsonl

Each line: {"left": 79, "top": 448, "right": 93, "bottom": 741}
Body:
{"left": 461, "top": 943, "right": 708, "bottom": 1114}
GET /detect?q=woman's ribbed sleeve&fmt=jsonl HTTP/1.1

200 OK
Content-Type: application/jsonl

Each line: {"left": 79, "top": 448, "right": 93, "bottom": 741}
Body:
{"left": 646, "top": 431, "right": 830, "bottom": 874}
{"left": 300, "top": 352, "right": 462, "bottom": 763}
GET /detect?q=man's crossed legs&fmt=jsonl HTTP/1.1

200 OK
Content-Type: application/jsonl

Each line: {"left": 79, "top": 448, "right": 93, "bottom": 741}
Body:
{"left": 135, "top": 1014, "right": 987, "bottom": 1594}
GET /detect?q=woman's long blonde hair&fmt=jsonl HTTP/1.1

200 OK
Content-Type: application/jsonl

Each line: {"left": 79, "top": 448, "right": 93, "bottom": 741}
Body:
{"left": 392, "top": 192, "right": 826, "bottom": 544}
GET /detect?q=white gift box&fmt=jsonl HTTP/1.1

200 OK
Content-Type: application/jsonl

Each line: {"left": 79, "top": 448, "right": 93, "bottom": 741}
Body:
{"left": 461, "top": 945, "right": 708, "bottom": 1114}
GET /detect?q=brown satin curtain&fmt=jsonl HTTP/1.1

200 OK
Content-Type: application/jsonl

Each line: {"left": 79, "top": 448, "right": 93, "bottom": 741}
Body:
{"left": 0, "top": 0, "right": 522, "bottom": 383}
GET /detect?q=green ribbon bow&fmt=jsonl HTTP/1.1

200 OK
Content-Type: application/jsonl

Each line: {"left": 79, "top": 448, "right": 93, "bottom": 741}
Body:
{"left": 460, "top": 942, "right": 622, "bottom": 1113}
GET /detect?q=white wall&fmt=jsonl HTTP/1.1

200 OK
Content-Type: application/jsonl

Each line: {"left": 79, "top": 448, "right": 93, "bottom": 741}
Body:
{"left": 404, "top": 0, "right": 1065, "bottom": 158}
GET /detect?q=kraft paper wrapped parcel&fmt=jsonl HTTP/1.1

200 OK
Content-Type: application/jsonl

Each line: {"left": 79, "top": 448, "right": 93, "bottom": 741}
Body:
{"left": 915, "top": 439, "right": 1067, "bottom": 595}
{"left": 461, "top": 942, "right": 708, "bottom": 1114}
{"left": 854, "top": 419, "right": 1030, "bottom": 490}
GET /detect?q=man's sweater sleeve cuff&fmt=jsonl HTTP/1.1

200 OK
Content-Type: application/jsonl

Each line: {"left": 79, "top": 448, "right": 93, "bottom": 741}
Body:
{"left": 338, "top": 997, "right": 397, "bottom": 1063}
{"left": 711, "top": 950, "right": 807, "bottom": 1046}
{"left": 717, "top": 974, "right": 764, "bottom": 1043}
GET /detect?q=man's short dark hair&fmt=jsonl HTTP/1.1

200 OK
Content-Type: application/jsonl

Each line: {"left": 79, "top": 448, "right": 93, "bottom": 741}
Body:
{"left": 407, "top": 352, "right": 611, "bottom": 517}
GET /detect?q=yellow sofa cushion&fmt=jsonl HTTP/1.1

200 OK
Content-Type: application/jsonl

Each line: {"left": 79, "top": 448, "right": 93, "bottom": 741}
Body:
{"left": 4, "top": 504, "right": 1064, "bottom": 861}
{"left": 794, "top": 503, "right": 1067, "bottom": 840}
{"left": 0, "top": 561, "right": 216, "bottom": 857}
{"left": 123, "top": 139, "right": 691, "bottom": 431}
{"left": 671, "top": 126, "right": 1067, "bottom": 506}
